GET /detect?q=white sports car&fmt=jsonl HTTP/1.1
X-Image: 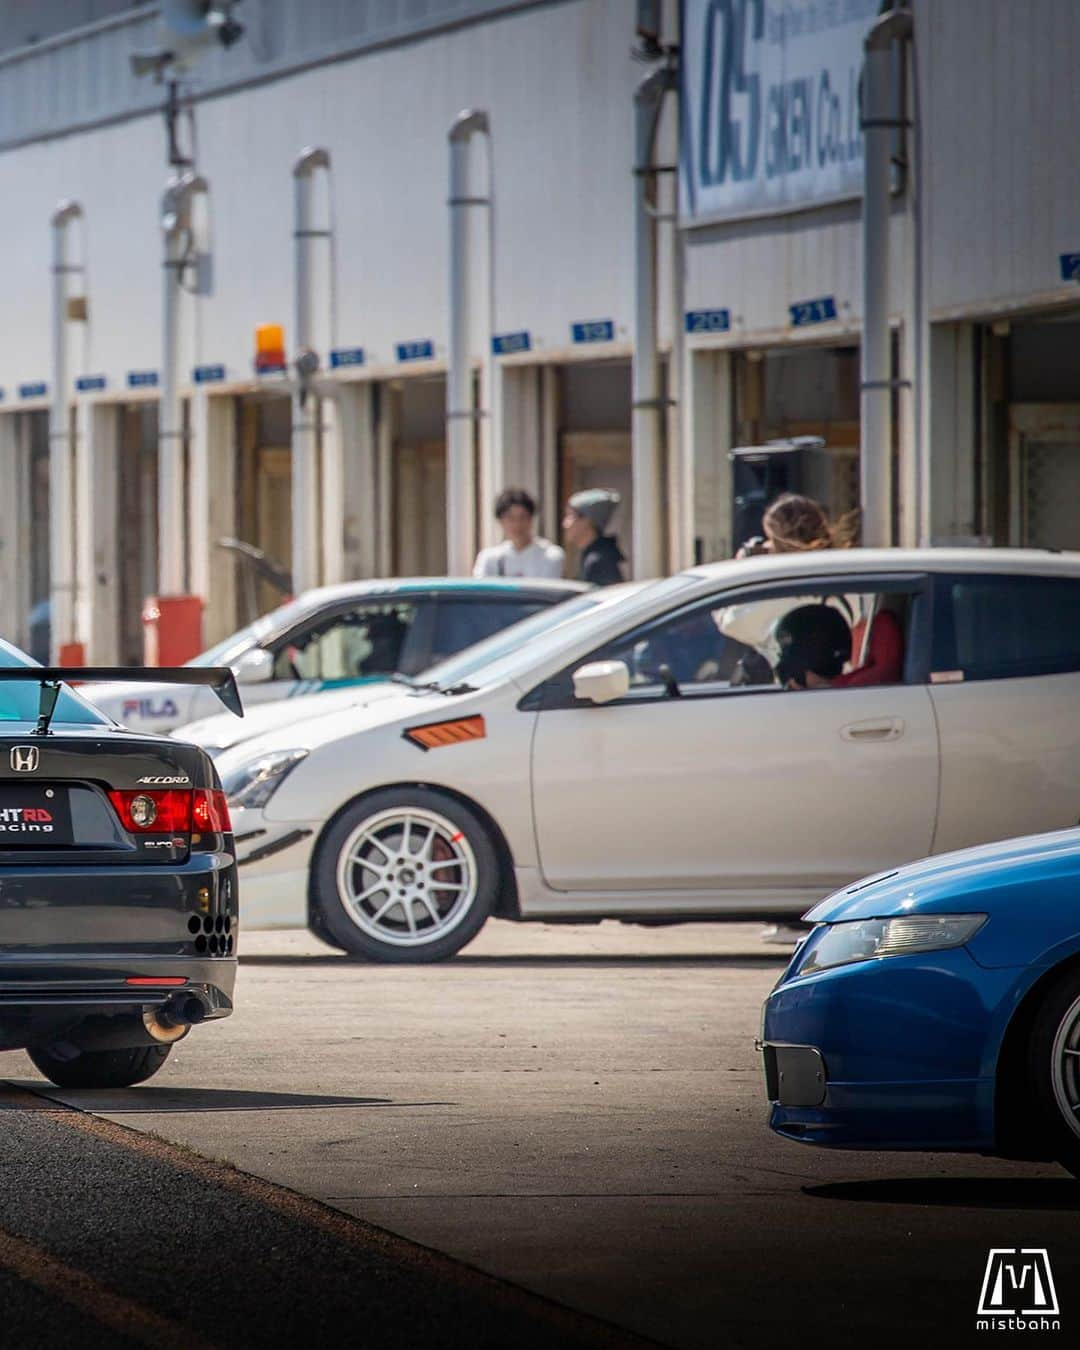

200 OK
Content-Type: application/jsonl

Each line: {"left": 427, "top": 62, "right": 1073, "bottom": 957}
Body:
{"left": 81, "top": 577, "right": 583, "bottom": 734}
{"left": 216, "top": 549, "right": 1080, "bottom": 962}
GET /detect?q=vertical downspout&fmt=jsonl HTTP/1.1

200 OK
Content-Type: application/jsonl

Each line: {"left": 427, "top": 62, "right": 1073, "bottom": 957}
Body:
{"left": 446, "top": 109, "right": 491, "bottom": 575}
{"left": 859, "top": 7, "right": 912, "bottom": 547}
{"left": 632, "top": 64, "right": 676, "bottom": 579}
{"left": 292, "top": 146, "right": 330, "bottom": 596}
{"left": 159, "top": 172, "right": 206, "bottom": 596}
{"left": 49, "top": 200, "right": 82, "bottom": 662}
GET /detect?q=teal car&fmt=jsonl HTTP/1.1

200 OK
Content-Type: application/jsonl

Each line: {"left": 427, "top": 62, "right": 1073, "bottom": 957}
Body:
{"left": 82, "top": 578, "right": 586, "bottom": 735}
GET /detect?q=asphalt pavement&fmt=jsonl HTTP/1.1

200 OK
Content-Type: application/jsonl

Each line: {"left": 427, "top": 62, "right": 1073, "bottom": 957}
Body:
{"left": 3, "top": 920, "right": 1079, "bottom": 1349}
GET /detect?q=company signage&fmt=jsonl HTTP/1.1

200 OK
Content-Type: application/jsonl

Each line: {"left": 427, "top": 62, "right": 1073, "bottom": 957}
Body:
{"left": 680, "top": 0, "right": 879, "bottom": 224}
{"left": 18, "top": 382, "right": 47, "bottom": 399}
{"left": 76, "top": 375, "right": 107, "bottom": 392}
{"left": 1060, "top": 253, "right": 1080, "bottom": 282}
{"left": 193, "top": 364, "right": 226, "bottom": 384}
{"left": 127, "top": 370, "right": 159, "bottom": 388}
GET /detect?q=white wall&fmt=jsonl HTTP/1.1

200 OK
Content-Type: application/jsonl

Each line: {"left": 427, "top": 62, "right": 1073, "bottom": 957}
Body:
{"left": 0, "top": 0, "right": 641, "bottom": 396}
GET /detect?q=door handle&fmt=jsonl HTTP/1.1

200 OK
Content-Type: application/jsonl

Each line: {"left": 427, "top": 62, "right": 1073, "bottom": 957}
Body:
{"left": 840, "top": 718, "right": 904, "bottom": 742}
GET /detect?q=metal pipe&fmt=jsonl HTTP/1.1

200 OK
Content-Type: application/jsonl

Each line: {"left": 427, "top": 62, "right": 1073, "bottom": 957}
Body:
{"left": 159, "top": 172, "right": 207, "bottom": 595}
{"left": 446, "top": 109, "right": 490, "bottom": 575}
{"left": 49, "top": 200, "right": 82, "bottom": 661}
{"left": 632, "top": 65, "right": 675, "bottom": 579}
{"left": 859, "top": 6, "right": 913, "bottom": 548}
{"left": 292, "top": 146, "right": 330, "bottom": 596}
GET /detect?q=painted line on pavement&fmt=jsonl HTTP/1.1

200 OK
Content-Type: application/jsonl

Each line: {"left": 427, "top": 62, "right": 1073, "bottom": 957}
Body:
{"left": 2, "top": 1080, "right": 658, "bottom": 1349}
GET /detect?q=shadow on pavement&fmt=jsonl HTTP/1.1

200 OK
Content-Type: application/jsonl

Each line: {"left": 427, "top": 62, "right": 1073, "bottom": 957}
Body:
{"left": 16, "top": 1084, "right": 454, "bottom": 1113}
{"left": 804, "top": 1176, "right": 1079, "bottom": 1210}
{"left": 240, "top": 953, "right": 791, "bottom": 969}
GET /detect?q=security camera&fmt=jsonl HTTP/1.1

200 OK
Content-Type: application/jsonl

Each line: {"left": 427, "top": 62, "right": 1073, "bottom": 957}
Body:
{"left": 215, "top": 15, "right": 244, "bottom": 47}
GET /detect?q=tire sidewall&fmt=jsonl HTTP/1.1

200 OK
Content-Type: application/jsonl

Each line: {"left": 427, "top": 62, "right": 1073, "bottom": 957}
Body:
{"left": 1027, "top": 971, "right": 1080, "bottom": 1178}
{"left": 311, "top": 786, "right": 498, "bottom": 963}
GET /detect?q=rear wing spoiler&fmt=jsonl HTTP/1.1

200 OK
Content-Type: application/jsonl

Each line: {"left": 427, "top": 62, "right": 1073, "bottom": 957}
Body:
{"left": 0, "top": 667, "right": 243, "bottom": 735}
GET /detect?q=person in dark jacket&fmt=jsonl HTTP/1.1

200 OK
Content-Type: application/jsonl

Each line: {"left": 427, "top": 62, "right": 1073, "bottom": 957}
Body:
{"left": 561, "top": 488, "right": 626, "bottom": 586}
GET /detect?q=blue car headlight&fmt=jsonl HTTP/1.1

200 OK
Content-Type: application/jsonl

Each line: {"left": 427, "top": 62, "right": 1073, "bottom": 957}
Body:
{"left": 220, "top": 748, "right": 308, "bottom": 809}
{"left": 798, "top": 913, "right": 988, "bottom": 975}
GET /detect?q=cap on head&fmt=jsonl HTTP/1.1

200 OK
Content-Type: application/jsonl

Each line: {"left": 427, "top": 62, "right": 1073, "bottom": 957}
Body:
{"left": 567, "top": 488, "right": 620, "bottom": 534}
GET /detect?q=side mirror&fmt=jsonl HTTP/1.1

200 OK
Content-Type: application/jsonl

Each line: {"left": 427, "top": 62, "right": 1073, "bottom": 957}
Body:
{"left": 572, "top": 659, "right": 630, "bottom": 705}
{"left": 233, "top": 647, "right": 274, "bottom": 685}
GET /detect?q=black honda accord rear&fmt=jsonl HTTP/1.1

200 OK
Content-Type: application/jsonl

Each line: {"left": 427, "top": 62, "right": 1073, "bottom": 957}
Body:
{"left": 0, "top": 653, "right": 240, "bottom": 1089}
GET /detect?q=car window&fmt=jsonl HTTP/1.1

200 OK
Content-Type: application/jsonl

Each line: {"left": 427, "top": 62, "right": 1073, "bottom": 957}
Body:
{"left": 560, "top": 584, "right": 914, "bottom": 702}
{"left": 932, "top": 573, "right": 1080, "bottom": 682}
{"left": 187, "top": 597, "right": 312, "bottom": 669}
{"left": 272, "top": 602, "right": 418, "bottom": 682}
{"left": 427, "top": 599, "right": 547, "bottom": 667}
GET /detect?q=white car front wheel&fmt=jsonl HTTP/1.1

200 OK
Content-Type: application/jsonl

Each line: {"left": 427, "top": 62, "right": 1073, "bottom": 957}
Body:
{"left": 311, "top": 788, "right": 499, "bottom": 962}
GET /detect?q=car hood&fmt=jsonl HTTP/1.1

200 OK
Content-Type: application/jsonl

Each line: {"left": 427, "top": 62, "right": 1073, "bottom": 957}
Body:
{"left": 807, "top": 827, "right": 1080, "bottom": 924}
{"left": 174, "top": 681, "right": 404, "bottom": 753}
{"left": 213, "top": 685, "right": 454, "bottom": 773}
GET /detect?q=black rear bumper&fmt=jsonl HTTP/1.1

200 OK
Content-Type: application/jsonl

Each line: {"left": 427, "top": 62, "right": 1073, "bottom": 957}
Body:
{"left": 0, "top": 851, "right": 237, "bottom": 1051}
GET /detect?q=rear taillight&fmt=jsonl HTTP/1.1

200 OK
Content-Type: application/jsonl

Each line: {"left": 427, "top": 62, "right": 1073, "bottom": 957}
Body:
{"left": 192, "top": 788, "right": 231, "bottom": 834}
{"left": 109, "top": 789, "right": 192, "bottom": 833}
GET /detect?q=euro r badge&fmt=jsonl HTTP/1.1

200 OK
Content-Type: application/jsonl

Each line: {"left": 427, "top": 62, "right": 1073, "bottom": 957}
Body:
{"left": 10, "top": 746, "right": 39, "bottom": 773}
{"left": 978, "top": 1248, "right": 1059, "bottom": 1323}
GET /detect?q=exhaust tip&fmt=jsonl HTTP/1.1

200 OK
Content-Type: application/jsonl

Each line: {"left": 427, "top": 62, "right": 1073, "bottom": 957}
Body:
{"left": 142, "top": 1009, "right": 190, "bottom": 1044}
{"left": 142, "top": 994, "right": 208, "bottom": 1042}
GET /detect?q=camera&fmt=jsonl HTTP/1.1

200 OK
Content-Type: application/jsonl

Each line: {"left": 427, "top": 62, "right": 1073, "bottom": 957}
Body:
{"left": 739, "top": 535, "right": 769, "bottom": 557}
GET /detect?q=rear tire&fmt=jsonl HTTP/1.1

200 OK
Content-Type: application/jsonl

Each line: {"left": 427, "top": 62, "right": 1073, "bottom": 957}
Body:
{"left": 310, "top": 787, "right": 498, "bottom": 963}
{"left": 27, "top": 1043, "right": 172, "bottom": 1089}
{"left": 1025, "top": 970, "right": 1080, "bottom": 1179}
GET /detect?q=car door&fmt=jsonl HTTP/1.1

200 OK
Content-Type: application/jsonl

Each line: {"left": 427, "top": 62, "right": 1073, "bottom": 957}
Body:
{"left": 928, "top": 570, "right": 1080, "bottom": 853}
{"left": 529, "top": 576, "right": 939, "bottom": 903}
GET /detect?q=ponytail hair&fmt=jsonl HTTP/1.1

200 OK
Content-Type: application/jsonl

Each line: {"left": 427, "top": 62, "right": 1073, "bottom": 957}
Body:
{"left": 762, "top": 493, "right": 860, "bottom": 551}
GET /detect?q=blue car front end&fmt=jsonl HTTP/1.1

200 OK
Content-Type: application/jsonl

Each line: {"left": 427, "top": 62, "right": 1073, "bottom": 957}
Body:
{"left": 761, "top": 829, "right": 1080, "bottom": 1161}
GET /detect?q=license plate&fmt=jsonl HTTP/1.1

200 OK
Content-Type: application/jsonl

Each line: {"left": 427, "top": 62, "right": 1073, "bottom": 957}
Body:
{"left": 0, "top": 784, "right": 74, "bottom": 845}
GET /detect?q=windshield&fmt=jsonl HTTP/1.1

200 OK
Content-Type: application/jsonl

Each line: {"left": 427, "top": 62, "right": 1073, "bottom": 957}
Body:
{"left": 186, "top": 596, "right": 313, "bottom": 669}
{"left": 418, "top": 576, "right": 697, "bottom": 691}
{"left": 0, "top": 639, "right": 111, "bottom": 726}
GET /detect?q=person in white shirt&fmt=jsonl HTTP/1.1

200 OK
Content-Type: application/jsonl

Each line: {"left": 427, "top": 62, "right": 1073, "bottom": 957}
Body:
{"left": 472, "top": 487, "right": 565, "bottom": 579}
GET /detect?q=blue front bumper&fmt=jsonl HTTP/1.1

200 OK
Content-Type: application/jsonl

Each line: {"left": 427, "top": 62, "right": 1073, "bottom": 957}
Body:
{"left": 762, "top": 944, "right": 1022, "bottom": 1152}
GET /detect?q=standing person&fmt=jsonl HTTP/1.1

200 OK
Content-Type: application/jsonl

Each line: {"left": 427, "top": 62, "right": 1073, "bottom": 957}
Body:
{"left": 562, "top": 488, "right": 625, "bottom": 586}
{"left": 472, "top": 487, "right": 565, "bottom": 578}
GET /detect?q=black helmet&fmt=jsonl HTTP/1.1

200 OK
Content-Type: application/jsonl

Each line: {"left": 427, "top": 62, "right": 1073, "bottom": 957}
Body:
{"left": 774, "top": 604, "right": 851, "bottom": 686}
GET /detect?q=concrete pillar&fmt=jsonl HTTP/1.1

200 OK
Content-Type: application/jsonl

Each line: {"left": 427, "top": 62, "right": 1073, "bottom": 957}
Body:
{"left": 73, "top": 400, "right": 120, "bottom": 662}
{"left": 928, "top": 323, "right": 979, "bottom": 544}
{"left": 689, "top": 349, "right": 732, "bottom": 564}
{"left": 328, "top": 380, "right": 378, "bottom": 580}
{"left": 189, "top": 390, "right": 238, "bottom": 647}
{"left": 375, "top": 384, "right": 395, "bottom": 576}
{"left": 540, "top": 366, "right": 560, "bottom": 544}
{"left": 0, "top": 415, "right": 30, "bottom": 648}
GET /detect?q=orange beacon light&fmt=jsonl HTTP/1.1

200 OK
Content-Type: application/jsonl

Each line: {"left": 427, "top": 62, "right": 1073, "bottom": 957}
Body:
{"left": 254, "top": 323, "right": 286, "bottom": 373}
